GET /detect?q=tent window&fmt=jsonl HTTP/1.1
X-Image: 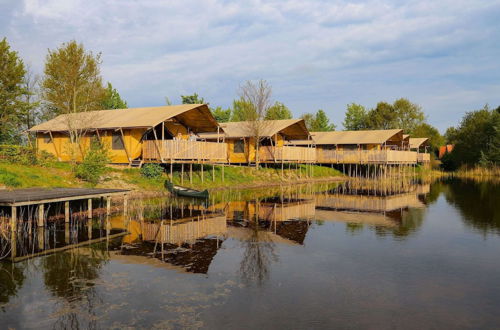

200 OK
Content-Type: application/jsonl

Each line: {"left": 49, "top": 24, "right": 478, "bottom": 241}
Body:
{"left": 234, "top": 140, "right": 244, "bottom": 153}
{"left": 112, "top": 132, "right": 125, "bottom": 150}
{"left": 42, "top": 134, "right": 51, "bottom": 144}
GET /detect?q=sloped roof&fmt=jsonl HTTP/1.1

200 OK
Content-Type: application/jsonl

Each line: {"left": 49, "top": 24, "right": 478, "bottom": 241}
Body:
{"left": 29, "top": 104, "right": 219, "bottom": 133}
{"left": 199, "top": 119, "right": 310, "bottom": 139}
{"left": 409, "top": 137, "right": 429, "bottom": 149}
{"left": 308, "top": 129, "right": 404, "bottom": 145}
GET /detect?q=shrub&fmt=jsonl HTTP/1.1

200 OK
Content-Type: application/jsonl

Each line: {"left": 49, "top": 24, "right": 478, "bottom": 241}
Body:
{"left": 140, "top": 163, "right": 164, "bottom": 179}
{"left": 74, "top": 140, "right": 109, "bottom": 185}
{"left": 37, "top": 150, "right": 57, "bottom": 167}
{"left": 0, "top": 145, "right": 37, "bottom": 165}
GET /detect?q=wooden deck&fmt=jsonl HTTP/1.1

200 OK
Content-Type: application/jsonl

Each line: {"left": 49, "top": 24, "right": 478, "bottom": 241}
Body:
{"left": 417, "top": 153, "right": 431, "bottom": 162}
{"left": 0, "top": 188, "right": 129, "bottom": 206}
{"left": 143, "top": 140, "right": 227, "bottom": 163}
{"left": 316, "top": 149, "right": 417, "bottom": 164}
{"left": 259, "top": 146, "right": 316, "bottom": 163}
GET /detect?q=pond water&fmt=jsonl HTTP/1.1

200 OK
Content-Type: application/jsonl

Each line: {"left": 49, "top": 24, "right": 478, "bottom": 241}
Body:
{"left": 1, "top": 178, "right": 499, "bottom": 329}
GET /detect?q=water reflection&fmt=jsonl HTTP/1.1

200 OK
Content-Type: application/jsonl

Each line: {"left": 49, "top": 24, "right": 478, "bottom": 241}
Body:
{"left": 2, "top": 179, "right": 500, "bottom": 328}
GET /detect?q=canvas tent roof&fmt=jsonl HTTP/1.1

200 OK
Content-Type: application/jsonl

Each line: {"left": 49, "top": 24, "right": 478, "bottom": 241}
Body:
{"left": 28, "top": 104, "right": 220, "bottom": 133}
{"left": 287, "top": 129, "right": 403, "bottom": 145}
{"left": 409, "top": 137, "right": 429, "bottom": 149}
{"left": 199, "top": 119, "right": 310, "bottom": 140}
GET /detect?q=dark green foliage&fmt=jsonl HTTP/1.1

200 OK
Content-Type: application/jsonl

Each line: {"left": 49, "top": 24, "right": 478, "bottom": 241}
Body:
{"left": 342, "top": 103, "right": 368, "bottom": 130}
{"left": 265, "top": 101, "right": 292, "bottom": 120}
{"left": 0, "top": 145, "right": 37, "bottom": 165}
{"left": 102, "top": 82, "right": 127, "bottom": 109}
{"left": 301, "top": 109, "right": 335, "bottom": 131}
{"left": 410, "top": 123, "right": 444, "bottom": 155}
{"left": 181, "top": 93, "right": 205, "bottom": 104}
{"left": 74, "top": 140, "right": 109, "bottom": 185}
{"left": 442, "top": 105, "right": 499, "bottom": 169}
{"left": 0, "top": 38, "right": 29, "bottom": 144}
{"left": 211, "top": 106, "right": 231, "bottom": 122}
{"left": 366, "top": 101, "right": 398, "bottom": 129}
{"left": 140, "top": 163, "right": 164, "bottom": 179}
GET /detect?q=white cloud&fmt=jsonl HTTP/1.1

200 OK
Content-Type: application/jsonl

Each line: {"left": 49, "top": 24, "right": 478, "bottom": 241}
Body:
{"left": 2, "top": 0, "right": 499, "bottom": 130}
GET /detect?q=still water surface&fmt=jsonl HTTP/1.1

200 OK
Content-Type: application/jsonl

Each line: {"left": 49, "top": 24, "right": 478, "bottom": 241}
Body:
{"left": 1, "top": 179, "right": 499, "bottom": 329}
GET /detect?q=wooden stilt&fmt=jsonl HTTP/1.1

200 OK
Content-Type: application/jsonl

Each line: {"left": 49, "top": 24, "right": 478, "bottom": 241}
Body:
{"left": 201, "top": 162, "right": 204, "bottom": 182}
{"left": 123, "top": 194, "right": 128, "bottom": 218}
{"left": 65, "top": 201, "right": 70, "bottom": 223}
{"left": 212, "top": 164, "right": 215, "bottom": 182}
{"left": 181, "top": 163, "right": 184, "bottom": 184}
{"left": 106, "top": 196, "right": 111, "bottom": 216}
{"left": 190, "top": 163, "right": 193, "bottom": 183}
{"left": 37, "top": 204, "right": 45, "bottom": 227}
{"left": 87, "top": 198, "right": 92, "bottom": 219}
{"left": 11, "top": 206, "right": 17, "bottom": 233}
{"left": 222, "top": 164, "right": 225, "bottom": 182}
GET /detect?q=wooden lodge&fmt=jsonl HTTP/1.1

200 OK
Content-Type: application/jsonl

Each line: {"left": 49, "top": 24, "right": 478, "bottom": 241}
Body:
{"left": 288, "top": 129, "right": 418, "bottom": 164}
{"left": 28, "top": 104, "right": 433, "bottom": 168}
{"left": 409, "top": 138, "right": 431, "bottom": 163}
{"left": 29, "top": 105, "right": 226, "bottom": 166}
{"left": 200, "top": 119, "right": 315, "bottom": 164}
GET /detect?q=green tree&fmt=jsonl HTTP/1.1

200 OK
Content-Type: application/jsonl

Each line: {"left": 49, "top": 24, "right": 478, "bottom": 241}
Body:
{"left": 480, "top": 108, "right": 500, "bottom": 166}
{"left": 312, "top": 109, "right": 335, "bottom": 131}
{"left": 230, "top": 98, "right": 255, "bottom": 122}
{"left": 42, "top": 40, "right": 105, "bottom": 118}
{"left": 265, "top": 101, "right": 292, "bottom": 120}
{"left": 211, "top": 106, "right": 231, "bottom": 122}
{"left": 366, "top": 101, "right": 397, "bottom": 129}
{"left": 342, "top": 103, "right": 367, "bottom": 130}
{"left": 301, "top": 110, "right": 335, "bottom": 131}
{"left": 444, "top": 126, "right": 458, "bottom": 144}
{"left": 181, "top": 93, "right": 205, "bottom": 104}
{"left": 101, "top": 82, "right": 127, "bottom": 109}
{"left": 393, "top": 98, "right": 425, "bottom": 132}
{"left": 0, "top": 38, "right": 28, "bottom": 143}
{"left": 410, "top": 123, "right": 444, "bottom": 154}
{"left": 445, "top": 105, "right": 498, "bottom": 168}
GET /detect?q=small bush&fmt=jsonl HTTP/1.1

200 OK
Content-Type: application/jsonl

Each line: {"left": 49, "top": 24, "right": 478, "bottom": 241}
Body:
{"left": 0, "top": 145, "right": 37, "bottom": 165}
{"left": 37, "top": 150, "right": 57, "bottom": 167}
{"left": 140, "top": 163, "right": 164, "bottom": 179}
{"left": 74, "top": 140, "right": 110, "bottom": 185}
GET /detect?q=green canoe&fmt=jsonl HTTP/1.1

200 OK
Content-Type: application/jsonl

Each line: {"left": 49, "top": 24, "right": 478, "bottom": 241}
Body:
{"left": 165, "top": 181, "right": 209, "bottom": 199}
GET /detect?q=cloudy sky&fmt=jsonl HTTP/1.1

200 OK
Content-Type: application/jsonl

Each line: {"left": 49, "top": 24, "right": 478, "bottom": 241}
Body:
{"left": 2, "top": 0, "right": 499, "bottom": 131}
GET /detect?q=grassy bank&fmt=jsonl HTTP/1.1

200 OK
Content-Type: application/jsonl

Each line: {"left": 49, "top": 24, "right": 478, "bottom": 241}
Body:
{"left": 0, "top": 161, "right": 343, "bottom": 191}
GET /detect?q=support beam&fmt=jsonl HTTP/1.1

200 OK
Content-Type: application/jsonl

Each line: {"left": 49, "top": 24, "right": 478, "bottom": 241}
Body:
{"left": 87, "top": 198, "right": 92, "bottom": 219}
{"left": 37, "top": 204, "right": 45, "bottom": 227}
{"left": 65, "top": 201, "right": 70, "bottom": 223}
{"left": 106, "top": 196, "right": 111, "bottom": 215}
{"left": 10, "top": 206, "right": 17, "bottom": 233}
{"left": 123, "top": 194, "right": 128, "bottom": 218}
{"left": 48, "top": 131, "right": 61, "bottom": 161}
{"left": 119, "top": 128, "right": 131, "bottom": 164}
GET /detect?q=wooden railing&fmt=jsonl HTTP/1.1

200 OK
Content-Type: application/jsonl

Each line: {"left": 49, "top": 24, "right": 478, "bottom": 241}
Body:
{"left": 259, "top": 146, "right": 316, "bottom": 162}
{"left": 417, "top": 153, "right": 430, "bottom": 162}
{"left": 143, "top": 140, "right": 227, "bottom": 162}
{"left": 316, "top": 149, "right": 417, "bottom": 164}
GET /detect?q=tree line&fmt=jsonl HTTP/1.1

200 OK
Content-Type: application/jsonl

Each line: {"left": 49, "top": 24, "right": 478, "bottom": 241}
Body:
{"left": 1, "top": 37, "right": 498, "bottom": 169}
{"left": 0, "top": 38, "right": 127, "bottom": 144}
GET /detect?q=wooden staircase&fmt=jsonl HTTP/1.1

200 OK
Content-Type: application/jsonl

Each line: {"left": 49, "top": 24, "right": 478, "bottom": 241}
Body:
{"left": 129, "top": 159, "right": 143, "bottom": 168}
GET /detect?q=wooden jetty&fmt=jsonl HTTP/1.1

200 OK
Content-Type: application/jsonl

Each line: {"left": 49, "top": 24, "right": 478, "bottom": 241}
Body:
{"left": 1, "top": 188, "right": 130, "bottom": 232}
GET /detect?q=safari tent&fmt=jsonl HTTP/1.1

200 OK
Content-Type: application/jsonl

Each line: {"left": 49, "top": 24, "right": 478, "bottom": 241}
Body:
{"left": 288, "top": 129, "right": 417, "bottom": 164}
{"left": 409, "top": 137, "right": 431, "bottom": 163}
{"left": 199, "top": 119, "right": 315, "bottom": 164}
{"left": 29, "top": 105, "right": 225, "bottom": 165}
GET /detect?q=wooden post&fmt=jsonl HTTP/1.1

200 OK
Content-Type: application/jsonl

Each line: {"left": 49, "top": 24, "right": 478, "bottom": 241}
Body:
{"left": 201, "top": 162, "right": 204, "bottom": 182}
{"left": 65, "top": 223, "right": 70, "bottom": 244}
{"left": 212, "top": 164, "right": 215, "bottom": 182}
{"left": 10, "top": 206, "right": 17, "bottom": 233}
{"left": 123, "top": 194, "right": 128, "bottom": 218}
{"left": 119, "top": 128, "right": 131, "bottom": 164}
{"left": 181, "top": 163, "right": 184, "bottom": 184}
{"left": 37, "top": 204, "right": 45, "bottom": 227}
{"left": 87, "top": 198, "right": 92, "bottom": 219}
{"left": 190, "top": 163, "right": 193, "bottom": 183}
{"left": 48, "top": 131, "right": 61, "bottom": 161}
{"left": 222, "top": 164, "right": 225, "bottom": 182}
{"left": 65, "top": 201, "right": 70, "bottom": 223}
{"left": 106, "top": 196, "right": 111, "bottom": 215}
